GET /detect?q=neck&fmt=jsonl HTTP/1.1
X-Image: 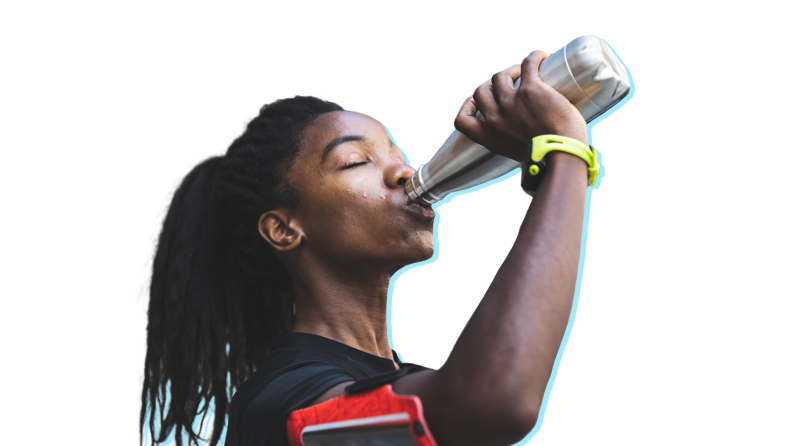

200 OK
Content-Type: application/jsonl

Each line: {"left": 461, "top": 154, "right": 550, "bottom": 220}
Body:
{"left": 288, "top": 253, "right": 396, "bottom": 362}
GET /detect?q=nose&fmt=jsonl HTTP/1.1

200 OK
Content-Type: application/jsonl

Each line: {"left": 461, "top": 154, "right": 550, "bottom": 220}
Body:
{"left": 384, "top": 162, "right": 415, "bottom": 190}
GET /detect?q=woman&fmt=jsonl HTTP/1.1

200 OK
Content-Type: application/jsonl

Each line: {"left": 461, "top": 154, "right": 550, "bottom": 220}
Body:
{"left": 141, "top": 51, "right": 592, "bottom": 446}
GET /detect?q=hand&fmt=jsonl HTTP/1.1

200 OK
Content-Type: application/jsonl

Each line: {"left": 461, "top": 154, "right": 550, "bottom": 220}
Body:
{"left": 454, "top": 50, "right": 588, "bottom": 162}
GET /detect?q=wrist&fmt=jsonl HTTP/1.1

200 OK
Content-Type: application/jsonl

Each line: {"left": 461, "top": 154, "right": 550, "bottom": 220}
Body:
{"left": 548, "top": 120, "right": 587, "bottom": 146}
{"left": 521, "top": 134, "right": 599, "bottom": 195}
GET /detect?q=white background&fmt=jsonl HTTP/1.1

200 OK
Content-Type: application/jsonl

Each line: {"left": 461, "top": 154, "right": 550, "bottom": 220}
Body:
{"left": 1, "top": 1, "right": 790, "bottom": 445}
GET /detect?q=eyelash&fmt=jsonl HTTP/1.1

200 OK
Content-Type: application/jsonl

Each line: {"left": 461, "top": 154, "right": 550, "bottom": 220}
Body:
{"left": 342, "top": 161, "right": 367, "bottom": 170}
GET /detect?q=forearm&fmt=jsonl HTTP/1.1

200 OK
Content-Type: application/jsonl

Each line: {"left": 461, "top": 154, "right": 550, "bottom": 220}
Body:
{"left": 446, "top": 151, "right": 588, "bottom": 400}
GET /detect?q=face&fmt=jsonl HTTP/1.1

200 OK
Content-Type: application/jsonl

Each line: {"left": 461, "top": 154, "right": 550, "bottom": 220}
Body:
{"left": 285, "top": 111, "right": 435, "bottom": 271}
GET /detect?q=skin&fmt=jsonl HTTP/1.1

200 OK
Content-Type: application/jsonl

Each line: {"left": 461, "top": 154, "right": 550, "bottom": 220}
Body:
{"left": 259, "top": 109, "right": 433, "bottom": 362}
{"left": 259, "top": 51, "right": 590, "bottom": 446}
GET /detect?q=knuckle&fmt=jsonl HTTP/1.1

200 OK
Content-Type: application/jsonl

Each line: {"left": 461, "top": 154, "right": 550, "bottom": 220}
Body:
{"left": 453, "top": 115, "right": 466, "bottom": 130}
{"left": 487, "top": 114, "right": 502, "bottom": 127}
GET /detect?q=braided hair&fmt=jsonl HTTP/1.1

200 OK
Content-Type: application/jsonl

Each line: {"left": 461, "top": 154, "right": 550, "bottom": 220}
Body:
{"left": 141, "top": 96, "right": 344, "bottom": 446}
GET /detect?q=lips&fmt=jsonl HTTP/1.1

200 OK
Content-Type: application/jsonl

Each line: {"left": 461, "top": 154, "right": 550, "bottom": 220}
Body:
{"left": 404, "top": 198, "right": 435, "bottom": 219}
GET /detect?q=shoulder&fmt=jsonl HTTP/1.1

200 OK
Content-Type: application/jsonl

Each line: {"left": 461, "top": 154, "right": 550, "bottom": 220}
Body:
{"left": 227, "top": 348, "right": 356, "bottom": 446}
{"left": 227, "top": 333, "right": 400, "bottom": 446}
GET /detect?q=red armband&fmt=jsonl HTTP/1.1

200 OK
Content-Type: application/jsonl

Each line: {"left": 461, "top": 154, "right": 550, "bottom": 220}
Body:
{"left": 286, "top": 384, "right": 437, "bottom": 446}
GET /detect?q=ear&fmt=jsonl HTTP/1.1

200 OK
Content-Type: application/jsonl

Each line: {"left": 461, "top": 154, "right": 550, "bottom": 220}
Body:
{"left": 258, "top": 210, "right": 304, "bottom": 252}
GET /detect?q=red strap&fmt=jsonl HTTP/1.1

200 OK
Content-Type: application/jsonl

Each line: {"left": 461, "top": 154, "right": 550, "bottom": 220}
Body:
{"left": 286, "top": 384, "right": 437, "bottom": 446}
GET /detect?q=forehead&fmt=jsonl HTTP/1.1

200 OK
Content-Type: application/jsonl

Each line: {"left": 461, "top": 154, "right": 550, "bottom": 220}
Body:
{"left": 300, "top": 111, "right": 391, "bottom": 156}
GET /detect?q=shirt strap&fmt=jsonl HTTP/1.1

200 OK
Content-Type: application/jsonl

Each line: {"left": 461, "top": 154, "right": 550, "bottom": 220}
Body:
{"left": 344, "top": 365, "right": 428, "bottom": 394}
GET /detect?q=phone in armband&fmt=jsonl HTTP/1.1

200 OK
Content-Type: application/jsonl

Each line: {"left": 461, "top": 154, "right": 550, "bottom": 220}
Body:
{"left": 287, "top": 384, "right": 437, "bottom": 446}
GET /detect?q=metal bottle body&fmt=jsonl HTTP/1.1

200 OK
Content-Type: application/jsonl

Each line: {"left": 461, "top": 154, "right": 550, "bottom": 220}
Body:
{"left": 405, "top": 35, "right": 630, "bottom": 204}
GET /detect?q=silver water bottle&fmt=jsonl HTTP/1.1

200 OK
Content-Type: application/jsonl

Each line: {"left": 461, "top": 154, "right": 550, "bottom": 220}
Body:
{"left": 405, "top": 35, "right": 630, "bottom": 204}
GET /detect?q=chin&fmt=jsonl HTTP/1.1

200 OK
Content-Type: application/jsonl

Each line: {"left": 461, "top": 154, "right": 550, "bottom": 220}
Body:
{"left": 411, "top": 230, "right": 435, "bottom": 262}
{"left": 384, "top": 228, "right": 435, "bottom": 268}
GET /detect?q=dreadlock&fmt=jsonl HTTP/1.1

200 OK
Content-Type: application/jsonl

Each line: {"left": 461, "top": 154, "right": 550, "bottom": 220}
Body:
{"left": 141, "top": 96, "right": 344, "bottom": 446}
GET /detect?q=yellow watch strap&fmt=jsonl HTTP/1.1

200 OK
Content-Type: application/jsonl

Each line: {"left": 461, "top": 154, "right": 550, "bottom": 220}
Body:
{"left": 529, "top": 135, "right": 600, "bottom": 186}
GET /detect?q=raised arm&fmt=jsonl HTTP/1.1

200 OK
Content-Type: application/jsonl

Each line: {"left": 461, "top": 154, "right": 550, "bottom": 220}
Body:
{"left": 390, "top": 50, "right": 591, "bottom": 446}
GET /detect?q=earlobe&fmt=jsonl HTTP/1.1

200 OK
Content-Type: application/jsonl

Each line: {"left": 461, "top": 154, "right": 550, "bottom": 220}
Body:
{"left": 258, "top": 210, "right": 304, "bottom": 252}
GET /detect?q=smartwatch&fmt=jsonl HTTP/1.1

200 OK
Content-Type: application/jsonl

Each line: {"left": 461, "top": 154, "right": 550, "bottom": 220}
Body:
{"left": 521, "top": 134, "right": 600, "bottom": 195}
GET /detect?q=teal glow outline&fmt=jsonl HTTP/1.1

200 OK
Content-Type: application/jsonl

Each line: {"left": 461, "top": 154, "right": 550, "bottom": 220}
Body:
{"left": 516, "top": 38, "right": 635, "bottom": 444}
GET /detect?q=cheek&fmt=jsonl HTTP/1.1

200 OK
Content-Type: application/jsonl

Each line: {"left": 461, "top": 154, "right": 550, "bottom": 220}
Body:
{"left": 297, "top": 168, "right": 434, "bottom": 261}
{"left": 304, "top": 194, "right": 433, "bottom": 262}
{"left": 301, "top": 192, "right": 386, "bottom": 247}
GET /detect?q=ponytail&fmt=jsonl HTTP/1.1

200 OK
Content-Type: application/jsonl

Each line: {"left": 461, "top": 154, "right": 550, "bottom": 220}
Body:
{"left": 141, "top": 96, "right": 343, "bottom": 446}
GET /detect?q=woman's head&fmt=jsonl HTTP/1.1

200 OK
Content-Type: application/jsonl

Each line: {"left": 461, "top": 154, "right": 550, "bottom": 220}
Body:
{"left": 257, "top": 110, "right": 435, "bottom": 281}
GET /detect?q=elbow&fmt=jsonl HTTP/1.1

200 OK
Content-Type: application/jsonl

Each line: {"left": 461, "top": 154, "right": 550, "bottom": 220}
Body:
{"left": 492, "top": 404, "right": 539, "bottom": 445}
{"left": 513, "top": 407, "right": 539, "bottom": 440}
{"left": 462, "top": 399, "right": 539, "bottom": 446}
{"left": 427, "top": 372, "right": 544, "bottom": 445}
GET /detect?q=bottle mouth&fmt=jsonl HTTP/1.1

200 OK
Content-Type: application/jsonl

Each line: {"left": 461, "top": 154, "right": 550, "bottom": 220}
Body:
{"left": 404, "top": 167, "right": 438, "bottom": 205}
{"left": 404, "top": 171, "right": 426, "bottom": 203}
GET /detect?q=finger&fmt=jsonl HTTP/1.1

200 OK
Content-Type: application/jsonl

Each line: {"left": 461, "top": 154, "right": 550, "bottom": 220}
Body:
{"left": 472, "top": 80, "right": 498, "bottom": 119}
{"left": 520, "top": 50, "right": 550, "bottom": 84}
{"left": 504, "top": 63, "right": 523, "bottom": 88}
{"left": 492, "top": 70, "right": 518, "bottom": 99}
{"left": 504, "top": 63, "right": 521, "bottom": 82}
{"left": 454, "top": 96, "right": 487, "bottom": 145}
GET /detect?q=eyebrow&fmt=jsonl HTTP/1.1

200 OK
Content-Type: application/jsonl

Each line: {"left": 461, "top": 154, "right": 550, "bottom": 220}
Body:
{"left": 321, "top": 135, "right": 365, "bottom": 163}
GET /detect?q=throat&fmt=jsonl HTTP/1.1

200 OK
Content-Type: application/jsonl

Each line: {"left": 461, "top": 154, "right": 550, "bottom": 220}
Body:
{"left": 292, "top": 303, "right": 393, "bottom": 362}
{"left": 287, "top": 256, "right": 396, "bottom": 361}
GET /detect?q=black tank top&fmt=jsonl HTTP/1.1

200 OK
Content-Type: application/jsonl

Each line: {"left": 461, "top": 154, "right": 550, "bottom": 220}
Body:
{"left": 225, "top": 332, "right": 427, "bottom": 446}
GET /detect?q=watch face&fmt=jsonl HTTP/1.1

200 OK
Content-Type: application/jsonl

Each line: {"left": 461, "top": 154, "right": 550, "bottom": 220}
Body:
{"left": 521, "top": 159, "right": 547, "bottom": 196}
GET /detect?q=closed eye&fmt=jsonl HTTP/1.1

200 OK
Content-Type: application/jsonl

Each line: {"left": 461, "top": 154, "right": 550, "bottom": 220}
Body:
{"left": 341, "top": 161, "right": 368, "bottom": 170}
